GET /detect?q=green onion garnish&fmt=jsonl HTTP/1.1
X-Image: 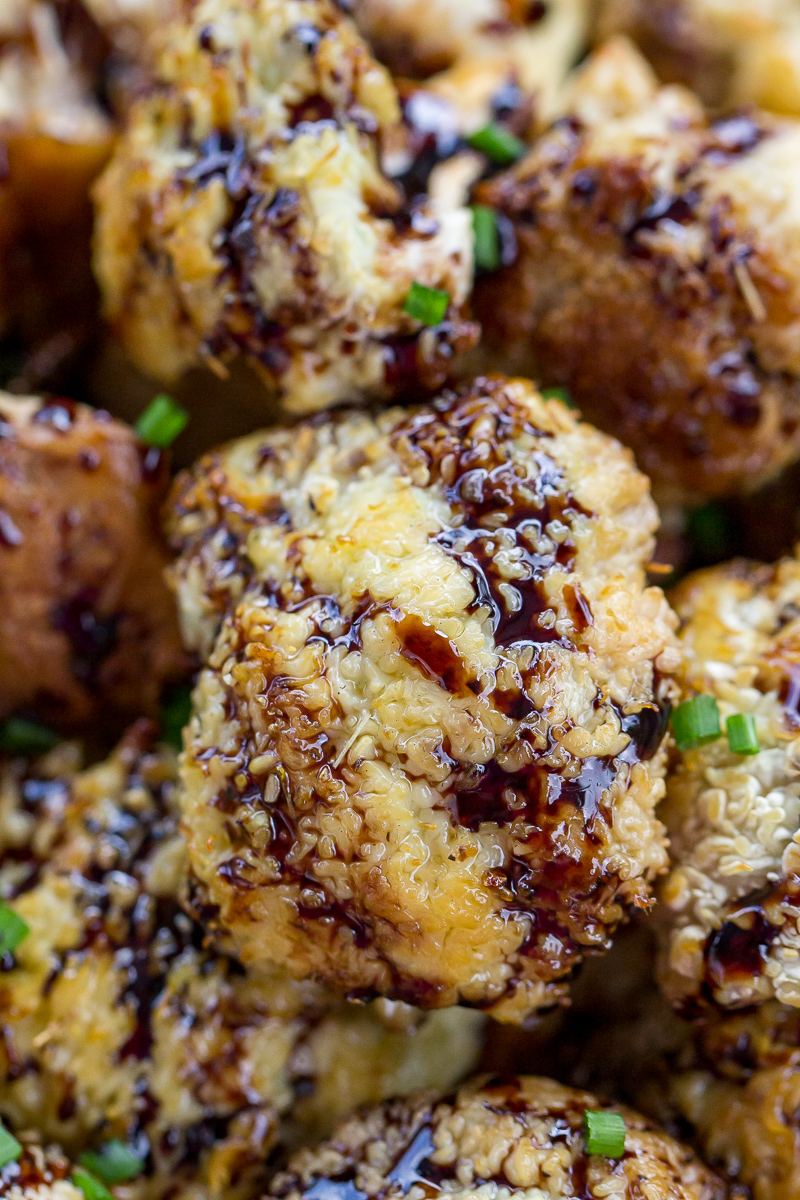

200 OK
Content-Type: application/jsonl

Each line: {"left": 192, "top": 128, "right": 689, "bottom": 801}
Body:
{"left": 0, "top": 903, "right": 29, "bottom": 956}
{"left": 583, "top": 1110, "right": 625, "bottom": 1158}
{"left": 78, "top": 1142, "right": 144, "bottom": 1184}
{"left": 671, "top": 695, "right": 721, "bottom": 752}
{"left": 71, "top": 1170, "right": 114, "bottom": 1200}
{"left": 403, "top": 281, "right": 450, "bottom": 326}
{"left": 687, "top": 502, "right": 732, "bottom": 562}
{"left": 135, "top": 395, "right": 188, "bottom": 449}
{"left": 0, "top": 717, "right": 58, "bottom": 756}
{"left": 726, "top": 712, "right": 759, "bottom": 756}
{"left": 467, "top": 122, "right": 526, "bottom": 165}
{"left": 471, "top": 205, "right": 500, "bottom": 271}
{"left": 541, "top": 386, "right": 575, "bottom": 408}
{"left": 0, "top": 1123, "right": 22, "bottom": 1168}
{"left": 159, "top": 685, "right": 192, "bottom": 752}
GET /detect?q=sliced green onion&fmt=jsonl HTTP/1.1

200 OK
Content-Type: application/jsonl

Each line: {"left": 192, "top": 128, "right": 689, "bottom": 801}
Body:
{"left": 671, "top": 695, "right": 721, "bottom": 752}
{"left": 0, "top": 903, "right": 29, "bottom": 956}
{"left": 71, "top": 1170, "right": 114, "bottom": 1200}
{"left": 160, "top": 685, "right": 193, "bottom": 752}
{"left": 135, "top": 395, "right": 188, "bottom": 449}
{"left": 471, "top": 205, "right": 500, "bottom": 271}
{"left": 541, "top": 386, "right": 575, "bottom": 408}
{"left": 78, "top": 1142, "right": 144, "bottom": 1184}
{"left": 0, "top": 717, "right": 58, "bottom": 756}
{"left": 687, "top": 502, "right": 732, "bottom": 562}
{"left": 0, "top": 1123, "right": 22, "bottom": 1169}
{"left": 583, "top": 1110, "right": 625, "bottom": 1158}
{"left": 727, "top": 712, "right": 759, "bottom": 756}
{"left": 467, "top": 122, "right": 526, "bottom": 165}
{"left": 403, "top": 281, "right": 450, "bottom": 326}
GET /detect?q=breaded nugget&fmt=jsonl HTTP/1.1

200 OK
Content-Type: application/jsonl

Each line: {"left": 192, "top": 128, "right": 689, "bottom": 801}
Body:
{"left": 0, "top": 393, "right": 186, "bottom": 726}
{"left": 660, "top": 551, "right": 800, "bottom": 1011}
{"left": 93, "top": 0, "right": 477, "bottom": 415}
{"left": 0, "top": 722, "right": 484, "bottom": 1198}
{"left": 595, "top": 0, "right": 800, "bottom": 115}
{"left": 167, "top": 375, "right": 678, "bottom": 1022}
{"left": 269, "top": 1074, "right": 726, "bottom": 1200}
{"left": 477, "top": 39, "right": 800, "bottom": 501}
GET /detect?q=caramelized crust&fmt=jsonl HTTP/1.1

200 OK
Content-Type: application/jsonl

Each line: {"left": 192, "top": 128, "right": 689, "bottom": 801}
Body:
{"left": 477, "top": 39, "right": 800, "bottom": 501}
{"left": 93, "top": 0, "right": 477, "bottom": 416}
{"left": 0, "top": 723, "right": 484, "bottom": 1199}
{"left": 167, "top": 375, "right": 678, "bottom": 1022}
{"left": 660, "top": 552, "right": 800, "bottom": 1011}
{"left": 0, "top": 393, "right": 186, "bottom": 726}
{"left": 269, "top": 1074, "right": 726, "bottom": 1200}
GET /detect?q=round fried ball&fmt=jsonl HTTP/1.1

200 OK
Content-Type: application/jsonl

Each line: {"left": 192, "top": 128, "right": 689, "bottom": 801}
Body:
{"left": 0, "top": 721, "right": 484, "bottom": 1191}
{"left": 93, "top": 0, "right": 477, "bottom": 416}
{"left": 0, "top": 393, "right": 187, "bottom": 727}
{"left": 476, "top": 38, "right": 800, "bottom": 502}
{"left": 660, "top": 551, "right": 800, "bottom": 1011}
{"left": 168, "top": 374, "right": 678, "bottom": 1023}
{"left": 269, "top": 1075, "right": 726, "bottom": 1200}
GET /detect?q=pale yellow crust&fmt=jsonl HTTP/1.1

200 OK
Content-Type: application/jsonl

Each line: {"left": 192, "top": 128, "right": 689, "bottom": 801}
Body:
{"left": 660, "top": 551, "right": 800, "bottom": 1011}
{"left": 269, "top": 1075, "right": 726, "bottom": 1200}
{"left": 168, "top": 375, "right": 678, "bottom": 1022}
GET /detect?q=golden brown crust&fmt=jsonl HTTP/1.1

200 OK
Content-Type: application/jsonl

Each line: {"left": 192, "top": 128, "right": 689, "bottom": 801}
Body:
{"left": 168, "top": 374, "right": 678, "bottom": 1022}
{"left": 0, "top": 723, "right": 484, "bottom": 1196}
{"left": 269, "top": 1074, "right": 726, "bottom": 1200}
{"left": 92, "top": 0, "right": 477, "bottom": 415}
{"left": 477, "top": 39, "right": 800, "bottom": 502}
{"left": 0, "top": 393, "right": 187, "bottom": 727}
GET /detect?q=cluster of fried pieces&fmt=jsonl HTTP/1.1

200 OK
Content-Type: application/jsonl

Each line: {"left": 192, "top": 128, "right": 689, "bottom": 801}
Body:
{"left": 5, "top": 1, "right": 800, "bottom": 1199}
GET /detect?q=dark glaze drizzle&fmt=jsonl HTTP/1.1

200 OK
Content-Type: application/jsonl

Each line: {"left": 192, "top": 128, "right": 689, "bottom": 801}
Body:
{"left": 703, "top": 880, "right": 800, "bottom": 993}
{"left": 390, "top": 383, "right": 590, "bottom": 650}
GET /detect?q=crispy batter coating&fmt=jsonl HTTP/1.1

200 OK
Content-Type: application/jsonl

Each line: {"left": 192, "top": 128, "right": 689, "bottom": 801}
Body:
{"left": 594, "top": 0, "right": 800, "bottom": 115}
{"left": 477, "top": 38, "right": 800, "bottom": 502}
{"left": 92, "top": 0, "right": 477, "bottom": 416}
{"left": 659, "top": 551, "right": 800, "bottom": 1011}
{"left": 269, "top": 1074, "right": 726, "bottom": 1200}
{"left": 0, "top": 0, "right": 111, "bottom": 359}
{"left": 167, "top": 375, "right": 678, "bottom": 1022}
{"left": 0, "top": 722, "right": 484, "bottom": 1200}
{"left": 0, "top": 393, "right": 186, "bottom": 726}
{"left": 0, "top": 1135, "right": 83, "bottom": 1200}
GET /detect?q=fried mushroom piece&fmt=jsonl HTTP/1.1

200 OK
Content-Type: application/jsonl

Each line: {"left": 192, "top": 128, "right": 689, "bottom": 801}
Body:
{"left": 671, "top": 1001, "right": 800, "bottom": 1200}
{"left": 0, "top": 0, "right": 112, "bottom": 369}
{"left": 352, "top": 0, "right": 587, "bottom": 114}
{"left": 268, "top": 1075, "right": 726, "bottom": 1200}
{"left": 476, "top": 38, "right": 800, "bottom": 502}
{"left": 167, "top": 375, "right": 678, "bottom": 1023}
{"left": 0, "top": 721, "right": 484, "bottom": 1199}
{"left": 594, "top": 0, "right": 800, "bottom": 115}
{"left": 659, "top": 551, "right": 800, "bottom": 1012}
{"left": 0, "top": 393, "right": 186, "bottom": 727}
{"left": 92, "top": 0, "right": 477, "bottom": 416}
